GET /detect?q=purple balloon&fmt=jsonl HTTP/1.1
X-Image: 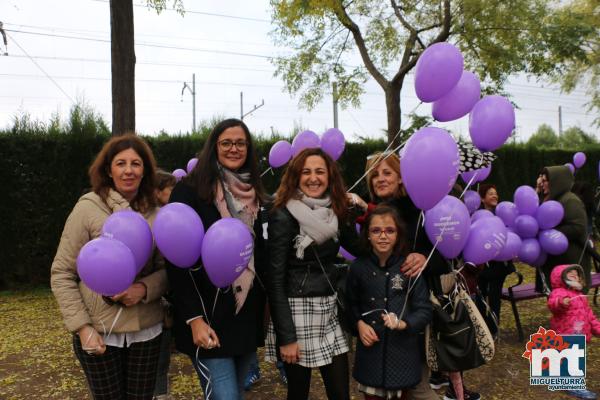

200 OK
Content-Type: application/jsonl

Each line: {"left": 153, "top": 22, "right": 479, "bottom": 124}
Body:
{"left": 424, "top": 195, "right": 471, "bottom": 259}
{"left": 471, "top": 209, "right": 494, "bottom": 223}
{"left": 573, "top": 152, "right": 586, "bottom": 168}
{"left": 564, "top": 163, "right": 575, "bottom": 174}
{"left": 494, "top": 232, "right": 522, "bottom": 262}
{"left": 172, "top": 168, "right": 187, "bottom": 182}
{"left": 462, "top": 216, "right": 507, "bottom": 264}
{"left": 291, "top": 130, "right": 320, "bottom": 157}
{"left": 513, "top": 185, "right": 539, "bottom": 216}
{"left": 538, "top": 229, "right": 569, "bottom": 255}
{"left": 339, "top": 247, "right": 356, "bottom": 261}
{"left": 532, "top": 249, "right": 548, "bottom": 267}
{"left": 102, "top": 210, "right": 153, "bottom": 272}
{"left": 432, "top": 71, "right": 481, "bottom": 122}
{"left": 400, "top": 127, "right": 460, "bottom": 210}
{"left": 154, "top": 202, "right": 205, "bottom": 268}
{"left": 514, "top": 215, "right": 539, "bottom": 239}
{"left": 320, "top": 128, "right": 345, "bottom": 160}
{"left": 201, "top": 218, "right": 254, "bottom": 288}
{"left": 186, "top": 158, "right": 198, "bottom": 173}
{"left": 414, "top": 42, "right": 464, "bottom": 103}
{"left": 469, "top": 95, "right": 515, "bottom": 152}
{"left": 269, "top": 140, "right": 293, "bottom": 168}
{"left": 495, "top": 201, "right": 519, "bottom": 228}
{"left": 461, "top": 165, "right": 491, "bottom": 186}
{"left": 536, "top": 200, "right": 564, "bottom": 230}
{"left": 518, "top": 238, "right": 541, "bottom": 265}
{"left": 77, "top": 237, "right": 137, "bottom": 296}
{"left": 463, "top": 190, "right": 481, "bottom": 214}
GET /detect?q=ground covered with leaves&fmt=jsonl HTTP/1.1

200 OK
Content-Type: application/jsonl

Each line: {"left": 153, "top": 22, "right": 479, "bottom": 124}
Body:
{"left": 1, "top": 265, "right": 598, "bottom": 399}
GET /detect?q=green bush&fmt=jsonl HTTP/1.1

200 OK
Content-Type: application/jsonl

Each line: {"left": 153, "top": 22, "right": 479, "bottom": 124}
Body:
{"left": 1, "top": 129, "right": 599, "bottom": 290}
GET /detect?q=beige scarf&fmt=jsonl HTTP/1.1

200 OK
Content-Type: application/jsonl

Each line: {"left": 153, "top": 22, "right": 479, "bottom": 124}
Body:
{"left": 214, "top": 166, "right": 259, "bottom": 314}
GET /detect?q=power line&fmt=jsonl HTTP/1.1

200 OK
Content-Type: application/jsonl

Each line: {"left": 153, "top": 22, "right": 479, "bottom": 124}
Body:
{"left": 6, "top": 34, "right": 75, "bottom": 105}
{"left": 90, "top": 0, "right": 271, "bottom": 23}
{"left": 6, "top": 29, "right": 273, "bottom": 59}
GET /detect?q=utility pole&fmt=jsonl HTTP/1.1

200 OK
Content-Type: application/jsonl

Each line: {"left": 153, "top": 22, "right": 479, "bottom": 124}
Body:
{"left": 240, "top": 91, "right": 265, "bottom": 120}
{"left": 181, "top": 73, "right": 196, "bottom": 132}
{"left": 332, "top": 82, "right": 339, "bottom": 129}
{"left": 558, "top": 105, "right": 563, "bottom": 136}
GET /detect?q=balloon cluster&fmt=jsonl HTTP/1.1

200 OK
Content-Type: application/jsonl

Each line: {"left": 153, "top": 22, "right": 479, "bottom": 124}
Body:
{"left": 77, "top": 211, "right": 153, "bottom": 296}
{"left": 414, "top": 42, "right": 516, "bottom": 152}
{"left": 565, "top": 152, "right": 586, "bottom": 174}
{"left": 268, "top": 128, "right": 346, "bottom": 168}
{"left": 154, "top": 203, "right": 254, "bottom": 288}
{"left": 77, "top": 203, "right": 255, "bottom": 294}
{"left": 170, "top": 157, "right": 199, "bottom": 182}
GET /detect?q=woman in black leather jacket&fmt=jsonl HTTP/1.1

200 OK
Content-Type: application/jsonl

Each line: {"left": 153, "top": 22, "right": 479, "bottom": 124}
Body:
{"left": 265, "top": 148, "right": 359, "bottom": 400}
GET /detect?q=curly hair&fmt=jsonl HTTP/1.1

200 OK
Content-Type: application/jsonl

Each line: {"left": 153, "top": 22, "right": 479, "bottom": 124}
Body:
{"left": 273, "top": 148, "right": 349, "bottom": 219}
{"left": 88, "top": 134, "right": 157, "bottom": 212}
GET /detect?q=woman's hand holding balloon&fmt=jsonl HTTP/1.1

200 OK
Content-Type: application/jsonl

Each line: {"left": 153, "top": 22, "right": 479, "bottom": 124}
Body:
{"left": 110, "top": 282, "right": 147, "bottom": 306}
{"left": 190, "top": 317, "right": 220, "bottom": 350}
{"left": 78, "top": 324, "right": 106, "bottom": 355}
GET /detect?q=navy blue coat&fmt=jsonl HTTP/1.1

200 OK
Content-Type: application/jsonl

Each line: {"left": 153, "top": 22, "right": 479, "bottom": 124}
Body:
{"left": 345, "top": 253, "right": 432, "bottom": 390}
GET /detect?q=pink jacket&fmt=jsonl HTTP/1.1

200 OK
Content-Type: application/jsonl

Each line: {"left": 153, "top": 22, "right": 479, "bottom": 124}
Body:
{"left": 548, "top": 264, "right": 600, "bottom": 342}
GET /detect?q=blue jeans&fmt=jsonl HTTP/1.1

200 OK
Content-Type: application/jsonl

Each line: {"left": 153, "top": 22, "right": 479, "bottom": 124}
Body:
{"left": 190, "top": 352, "right": 254, "bottom": 400}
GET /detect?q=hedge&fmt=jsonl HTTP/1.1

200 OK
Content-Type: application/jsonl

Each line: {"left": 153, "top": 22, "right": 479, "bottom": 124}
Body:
{"left": 1, "top": 131, "right": 599, "bottom": 290}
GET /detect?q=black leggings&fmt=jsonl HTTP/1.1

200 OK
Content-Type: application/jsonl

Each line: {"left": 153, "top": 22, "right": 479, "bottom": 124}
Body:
{"left": 283, "top": 353, "right": 349, "bottom": 400}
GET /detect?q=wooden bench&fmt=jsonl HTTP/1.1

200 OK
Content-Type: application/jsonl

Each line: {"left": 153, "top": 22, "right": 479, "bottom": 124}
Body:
{"left": 501, "top": 256, "right": 600, "bottom": 342}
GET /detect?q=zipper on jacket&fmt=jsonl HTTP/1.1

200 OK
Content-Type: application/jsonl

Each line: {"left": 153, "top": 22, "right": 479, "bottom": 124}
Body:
{"left": 299, "top": 265, "right": 310, "bottom": 293}
{"left": 382, "top": 270, "right": 391, "bottom": 388}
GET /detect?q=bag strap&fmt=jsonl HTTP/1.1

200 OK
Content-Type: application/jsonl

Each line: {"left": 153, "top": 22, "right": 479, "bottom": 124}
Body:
{"left": 312, "top": 247, "right": 344, "bottom": 308}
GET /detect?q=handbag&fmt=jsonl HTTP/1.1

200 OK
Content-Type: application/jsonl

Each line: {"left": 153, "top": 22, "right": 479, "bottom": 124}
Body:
{"left": 425, "top": 282, "right": 495, "bottom": 372}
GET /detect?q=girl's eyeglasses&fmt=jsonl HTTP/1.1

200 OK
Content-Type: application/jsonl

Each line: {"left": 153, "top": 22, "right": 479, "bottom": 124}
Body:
{"left": 369, "top": 227, "right": 397, "bottom": 237}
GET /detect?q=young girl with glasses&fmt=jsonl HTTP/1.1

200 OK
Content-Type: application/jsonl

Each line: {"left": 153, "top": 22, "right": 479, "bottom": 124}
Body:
{"left": 346, "top": 205, "right": 432, "bottom": 400}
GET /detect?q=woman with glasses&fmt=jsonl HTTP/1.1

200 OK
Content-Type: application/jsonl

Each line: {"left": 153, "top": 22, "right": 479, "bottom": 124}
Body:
{"left": 266, "top": 148, "right": 359, "bottom": 400}
{"left": 51, "top": 135, "right": 167, "bottom": 399}
{"left": 166, "top": 118, "right": 267, "bottom": 400}
{"left": 346, "top": 204, "right": 432, "bottom": 400}
{"left": 358, "top": 152, "right": 480, "bottom": 400}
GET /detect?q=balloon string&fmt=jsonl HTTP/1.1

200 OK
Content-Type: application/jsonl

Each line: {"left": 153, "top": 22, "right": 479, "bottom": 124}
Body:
{"left": 346, "top": 101, "right": 424, "bottom": 193}
{"left": 460, "top": 172, "right": 478, "bottom": 198}
{"left": 260, "top": 167, "right": 273, "bottom": 177}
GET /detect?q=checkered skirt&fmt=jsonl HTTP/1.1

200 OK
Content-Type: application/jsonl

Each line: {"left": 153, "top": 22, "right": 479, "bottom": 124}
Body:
{"left": 265, "top": 295, "right": 349, "bottom": 368}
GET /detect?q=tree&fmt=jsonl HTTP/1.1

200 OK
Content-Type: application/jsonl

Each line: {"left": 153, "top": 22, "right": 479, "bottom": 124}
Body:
{"left": 269, "top": 0, "right": 592, "bottom": 145}
{"left": 547, "top": 0, "right": 599, "bottom": 127}
{"left": 109, "top": 0, "right": 183, "bottom": 136}
{"left": 528, "top": 124, "right": 558, "bottom": 148}
{"left": 558, "top": 126, "right": 597, "bottom": 149}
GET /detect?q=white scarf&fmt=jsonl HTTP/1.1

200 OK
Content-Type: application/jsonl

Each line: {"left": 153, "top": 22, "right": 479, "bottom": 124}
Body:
{"left": 285, "top": 192, "right": 338, "bottom": 259}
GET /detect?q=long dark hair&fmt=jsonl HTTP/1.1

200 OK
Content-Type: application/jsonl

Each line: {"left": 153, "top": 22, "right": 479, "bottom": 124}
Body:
{"left": 273, "top": 148, "right": 349, "bottom": 219}
{"left": 360, "top": 204, "right": 407, "bottom": 256}
{"left": 88, "top": 134, "right": 157, "bottom": 212}
{"left": 185, "top": 118, "right": 266, "bottom": 203}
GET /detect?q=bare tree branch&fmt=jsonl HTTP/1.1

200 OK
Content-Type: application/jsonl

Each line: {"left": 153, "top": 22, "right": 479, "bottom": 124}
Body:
{"left": 333, "top": 0, "right": 389, "bottom": 88}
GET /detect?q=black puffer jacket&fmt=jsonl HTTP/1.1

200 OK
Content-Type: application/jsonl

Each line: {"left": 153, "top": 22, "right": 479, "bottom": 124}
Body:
{"left": 346, "top": 253, "right": 432, "bottom": 389}
{"left": 267, "top": 207, "right": 360, "bottom": 346}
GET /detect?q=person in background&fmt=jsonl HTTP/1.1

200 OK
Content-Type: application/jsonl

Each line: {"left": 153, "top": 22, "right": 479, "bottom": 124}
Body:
{"left": 536, "top": 166, "right": 590, "bottom": 294}
{"left": 346, "top": 205, "right": 432, "bottom": 400}
{"left": 166, "top": 118, "right": 267, "bottom": 400}
{"left": 266, "top": 148, "right": 360, "bottom": 400}
{"left": 153, "top": 169, "right": 177, "bottom": 400}
{"left": 51, "top": 134, "right": 167, "bottom": 400}
{"left": 547, "top": 264, "right": 600, "bottom": 400}
{"left": 477, "top": 183, "right": 516, "bottom": 337}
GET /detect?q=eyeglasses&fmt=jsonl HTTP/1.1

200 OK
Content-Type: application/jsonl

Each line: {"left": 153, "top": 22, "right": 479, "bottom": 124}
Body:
{"left": 218, "top": 140, "right": 248, "bottom": 151}
{"left": 369, "top": 227, "right": 397, "bottom": 237}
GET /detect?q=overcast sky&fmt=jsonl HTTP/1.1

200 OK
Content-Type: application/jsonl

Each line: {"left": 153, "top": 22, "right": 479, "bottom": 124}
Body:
{"left": 0, "top": 0, "right": 596, "bottom": 142}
